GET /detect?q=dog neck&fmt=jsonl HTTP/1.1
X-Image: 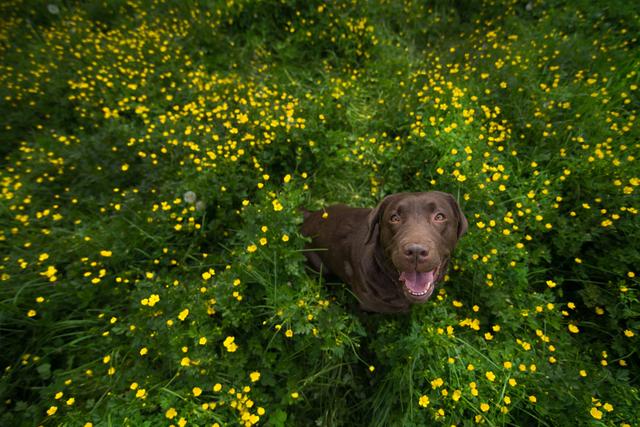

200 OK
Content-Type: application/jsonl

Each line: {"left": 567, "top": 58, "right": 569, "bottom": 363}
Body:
{"left": 357, "top": 237, "right": 410, "bottom": 311}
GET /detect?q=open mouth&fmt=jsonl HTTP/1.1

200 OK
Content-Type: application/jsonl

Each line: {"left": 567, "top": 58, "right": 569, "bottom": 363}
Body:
{"left": 399, "top": 266, "right": 439, "bottom": 301}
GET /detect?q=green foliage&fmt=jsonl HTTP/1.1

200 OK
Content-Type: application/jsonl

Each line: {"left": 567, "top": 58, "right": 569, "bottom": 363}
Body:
{"left": 1, "top": 0, "right": 639, "bottom": 426}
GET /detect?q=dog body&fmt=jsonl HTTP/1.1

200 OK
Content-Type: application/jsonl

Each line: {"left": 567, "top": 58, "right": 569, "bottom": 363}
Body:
{"left": 301, "top": 192, "right": 467, "bottom": 313}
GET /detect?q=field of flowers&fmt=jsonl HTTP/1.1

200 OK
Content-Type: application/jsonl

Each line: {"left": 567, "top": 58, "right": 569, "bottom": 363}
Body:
{"left": 1, "top": 0, "right": 639, "bottom": 425}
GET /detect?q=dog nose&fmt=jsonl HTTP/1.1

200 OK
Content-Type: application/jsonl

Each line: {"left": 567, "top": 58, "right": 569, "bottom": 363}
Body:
{"left": 404, "top": 244, "right": 429, "bottom": 262}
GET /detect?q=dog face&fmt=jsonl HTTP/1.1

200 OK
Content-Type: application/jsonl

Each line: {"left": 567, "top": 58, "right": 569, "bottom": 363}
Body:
{"left": 366, "top": 192, "right": 467, "bottom": 303}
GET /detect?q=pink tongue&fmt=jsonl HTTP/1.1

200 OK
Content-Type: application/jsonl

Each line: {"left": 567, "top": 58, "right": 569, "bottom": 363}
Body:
{"left": 400, "top": 270, "right": 435, "bottom": 292}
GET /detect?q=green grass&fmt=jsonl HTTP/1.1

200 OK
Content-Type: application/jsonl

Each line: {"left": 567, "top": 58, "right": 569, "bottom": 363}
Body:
{"left": 1, "top": 0, "right": 639, "bottom": 425}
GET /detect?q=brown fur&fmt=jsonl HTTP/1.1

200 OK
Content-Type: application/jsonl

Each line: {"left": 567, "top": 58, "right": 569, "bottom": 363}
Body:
{"left": 301, "top": 192, "right": 467, "bottom": 313}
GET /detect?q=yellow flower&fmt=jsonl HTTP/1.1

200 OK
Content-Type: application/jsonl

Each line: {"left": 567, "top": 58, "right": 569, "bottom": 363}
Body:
{"left": 135, "top": 388, "right": 146, "bottom": 398}
{"left": 247, "top": 244, "right": 257, "bottom": 253}
{"left": 27, "top": 309, "right": 36, "bottom": 317}
{"left": 46, "top": 406, "right": 57, "bottom": 416}
{"left": 178, "top": 308, "right": 189, "bottom": 321}
{"left": 470, "top": 387, "right": 478, "bottom": 397}
{"left": 568, "top": 324, "right": 580, "bottom": 333}
{"left": 213, "top": 383, "right": 222, "bottom": 392}
{"left": 431, "top": 378, "right": 444, "bottom": 388}
{"left": 100, "top": 250, "right": 112, "bottom": 257}
{"left": 291, "top": 392, "right": 299, "bottom": 399}
{"left": 223, "top": 336, "right": 238, "bottom": 352}
{"left": 590, "top": 407, "right": 602, "bottom": 420}
{"left": 418, "top": 395, "right": 430, "bottom": 407}
{"left": 480, "top": 403, "right": 490, "bottom": 412}
{"left": 165, "top": 407, "right": 177, "bottom": 419}
{"left": 285, "top": 329, "right": 293, "bottom": 338}
{"left": 147, "top": 294, "right": 160, "bottom": 306}
{"left": 139, "top": 347, "right": 148, "bottom": 356}
{"left": 192, "top": 387, "right": 202, "bottom": 397}
{"left": 199, "top": 337, "right": 207, "bottom": 345}
{"left": 624, "top": 329, "right": 634, "bottom": 337}
{"left": 546, "top": 280, "right": 557, "bottom": 288}
{"left": 180, "top": 357, "right": 190, "bottom": 366}
{"left": 41, "top": 265, "right": 58, "bottom": 280}
{"left": 178, "top": 417, "right": 187, "bottom": 427}
{"left": 66, "top": 397, "right": 75, "bottom": 405}
{"left": 282, "top": 234, "right": 290, "bottom": 242}
{"left": 485, "top": 371, "right": 496, "bottom": 382}
{"left": 529, "top": 395, "right": 537, "bottom": 403}
{"left": 250, "top": 371, "right": 261, "bottom": 382}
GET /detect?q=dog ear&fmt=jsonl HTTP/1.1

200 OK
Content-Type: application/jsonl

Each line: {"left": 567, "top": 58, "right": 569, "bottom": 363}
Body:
{"left": 365, "top": 194, "right": 396, "bottom": 245}
{"left": 446, "top": 193, "right": 468, "bottom": 238}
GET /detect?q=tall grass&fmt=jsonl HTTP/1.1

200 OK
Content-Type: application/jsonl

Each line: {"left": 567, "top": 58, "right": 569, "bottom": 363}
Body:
{"left": 1, "top": 0, "right": 638, "bottom": 425}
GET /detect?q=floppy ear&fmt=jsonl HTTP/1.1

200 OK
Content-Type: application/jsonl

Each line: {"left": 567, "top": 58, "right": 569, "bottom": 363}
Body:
{"left": 364, "top": 194, "right": 396, "bottom": 245}
{"left": 447, "top": 193, "right": 468, "bottom": 238}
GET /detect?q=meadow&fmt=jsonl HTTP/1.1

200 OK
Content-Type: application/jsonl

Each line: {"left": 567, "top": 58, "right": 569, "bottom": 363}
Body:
{"left": 0, "top": 0, "right": 638, "bottom": 425}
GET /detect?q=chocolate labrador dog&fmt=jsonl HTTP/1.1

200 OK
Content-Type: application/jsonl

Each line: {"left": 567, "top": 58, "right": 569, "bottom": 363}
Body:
{"left": 301, "top": 192, "right": 467, "bottom": 313}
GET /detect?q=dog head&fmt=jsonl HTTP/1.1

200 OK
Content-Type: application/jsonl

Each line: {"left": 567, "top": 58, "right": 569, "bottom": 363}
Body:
{"left": 366, "top": 191, "right": 467, "bottom": 303}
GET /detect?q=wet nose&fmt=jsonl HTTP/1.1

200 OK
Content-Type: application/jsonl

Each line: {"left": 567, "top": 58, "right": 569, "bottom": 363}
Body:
{"left": 404, "top": 244, "right": 429, "bottom": 263}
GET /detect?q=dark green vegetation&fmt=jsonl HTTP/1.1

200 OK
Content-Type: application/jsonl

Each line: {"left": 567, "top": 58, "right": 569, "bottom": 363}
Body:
{"left": 1, "top": 0, "right": 639, "bottom": 425}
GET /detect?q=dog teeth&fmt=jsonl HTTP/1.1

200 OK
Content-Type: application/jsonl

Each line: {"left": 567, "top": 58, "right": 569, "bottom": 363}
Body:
{"left": 408, "top": 282, "right": 433, "bottom": 296}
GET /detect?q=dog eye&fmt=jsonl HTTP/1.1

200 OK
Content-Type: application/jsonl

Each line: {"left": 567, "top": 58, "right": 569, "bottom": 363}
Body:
{"left": 390, "top": 213, "right": 401, "bottom": 223}
{"left": 434, "top": 213, "right": 446, "bottom": 222}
